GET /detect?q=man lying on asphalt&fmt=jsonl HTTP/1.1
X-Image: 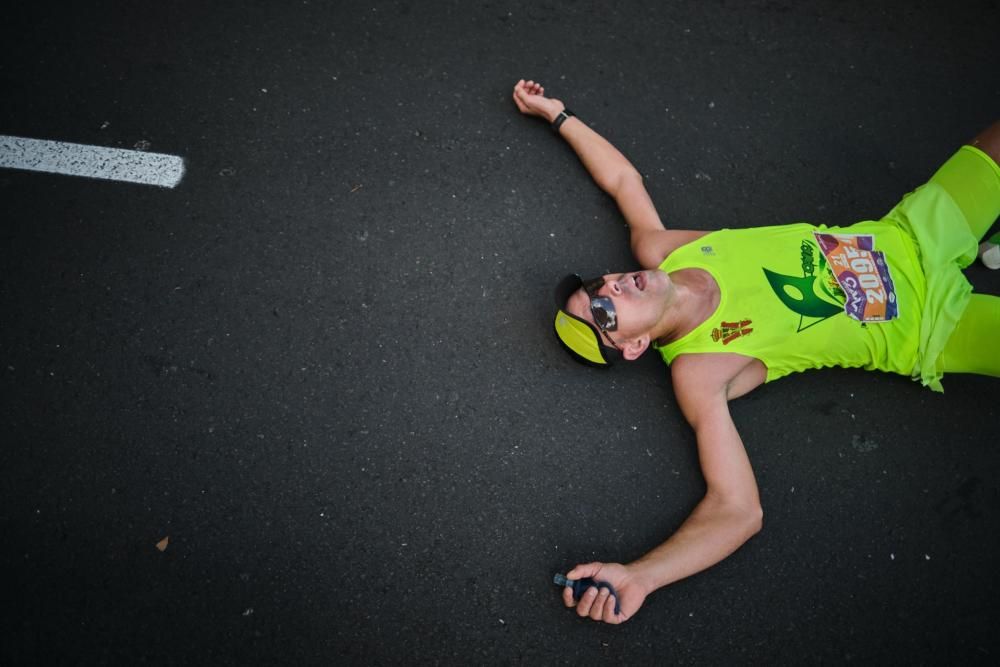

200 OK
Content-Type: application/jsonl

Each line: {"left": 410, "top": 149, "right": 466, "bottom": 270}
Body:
{"left": 512, "top": 78, "right": 1000, "bottom": 624}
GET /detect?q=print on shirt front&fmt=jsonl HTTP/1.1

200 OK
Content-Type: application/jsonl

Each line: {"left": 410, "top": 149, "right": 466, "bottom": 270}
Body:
{"left": 762, "top": 233, "right": 900, "bottom": 332}
{"left": 762, "top": 238, "right": 846, "bottom": 332}
{"left": 711, "top": 319, "right": 753, "bottom": 345}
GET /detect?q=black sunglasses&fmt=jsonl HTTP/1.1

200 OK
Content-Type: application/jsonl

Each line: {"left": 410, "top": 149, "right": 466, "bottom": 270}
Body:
{"left": 581, "top": 276, "right": 619, "bottom": 337}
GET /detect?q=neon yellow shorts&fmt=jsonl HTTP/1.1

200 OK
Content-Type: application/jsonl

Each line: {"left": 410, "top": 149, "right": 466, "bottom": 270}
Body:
{"left": 881, "top": 144, "right": 1000, "bottom": 391}
{"left": 928, "top": 144, "right": 1000, "bottom": 240}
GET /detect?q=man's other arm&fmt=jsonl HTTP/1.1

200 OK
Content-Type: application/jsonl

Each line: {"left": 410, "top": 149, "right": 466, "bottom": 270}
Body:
{"left": 630, "top": 354, "right": 765, "bottom": 588}
{"left": 562, "top": 353, "right": 764, "bottom": 624}
{"left": 512, "top": 80, "right": 708, "bottom": 268}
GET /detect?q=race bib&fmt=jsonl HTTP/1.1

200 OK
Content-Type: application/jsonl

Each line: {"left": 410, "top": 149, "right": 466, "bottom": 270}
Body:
{"left": 813, "top": 232, "right": 898, "bottom": 322}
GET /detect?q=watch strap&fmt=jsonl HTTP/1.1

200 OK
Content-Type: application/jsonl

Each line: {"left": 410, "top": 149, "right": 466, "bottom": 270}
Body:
{"left": 552, "top": 109, "right": 576, "bottom": 132}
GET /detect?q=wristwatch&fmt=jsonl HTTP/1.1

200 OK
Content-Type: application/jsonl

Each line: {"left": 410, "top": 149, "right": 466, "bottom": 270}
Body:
{"left": 552, "top": 108, "right": 576, "bottom": 133}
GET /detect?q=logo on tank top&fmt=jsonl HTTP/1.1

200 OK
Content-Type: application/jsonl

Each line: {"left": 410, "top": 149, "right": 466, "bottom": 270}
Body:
{"left": 762, "top": 239, "right": 846, "bottom": 332}
{"left": 711, "top": 319, "right": 753, "bottom": 345}
{"left": 763, "top": 234, "right": 898, "bottom": 331}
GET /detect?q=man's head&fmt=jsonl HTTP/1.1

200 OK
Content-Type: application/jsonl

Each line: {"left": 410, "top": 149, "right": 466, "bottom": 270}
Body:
{"left": 553, "top": 270, "right": 674, "bottom": 366}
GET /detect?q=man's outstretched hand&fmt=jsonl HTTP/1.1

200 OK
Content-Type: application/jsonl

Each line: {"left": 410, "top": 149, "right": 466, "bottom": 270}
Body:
{"left": 561, "top": 561, "right": 649, "bottom": 624}
{"left": 512, "top": 79, "right": 565, "bottom": 123}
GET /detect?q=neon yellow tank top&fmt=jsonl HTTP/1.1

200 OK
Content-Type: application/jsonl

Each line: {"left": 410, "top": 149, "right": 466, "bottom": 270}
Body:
{"left": 654, "top": 222, "right": 926, "bottom": 382}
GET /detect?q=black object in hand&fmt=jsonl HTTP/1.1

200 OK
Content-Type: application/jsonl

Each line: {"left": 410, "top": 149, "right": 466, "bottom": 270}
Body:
{"left": 553, "top": 573, "right": 621, "bottom": 615}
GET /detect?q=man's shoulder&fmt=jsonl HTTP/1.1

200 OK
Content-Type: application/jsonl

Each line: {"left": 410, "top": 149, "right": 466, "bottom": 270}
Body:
{"left": 633, "top": 229, "right": 714, "bottom": 269}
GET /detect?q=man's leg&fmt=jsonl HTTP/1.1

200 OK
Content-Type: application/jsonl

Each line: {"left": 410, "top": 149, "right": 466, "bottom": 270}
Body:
{"left": 938, "top": 294, "right": 1000, "bottom": 377}
{"left": 928, "top": 121, "right": 1000, "bottom": 242}
{"left": 970, "top": 120, "right": 1000, "bottom": 165}
{"left": 969, "top": 122, "right": 1000, "bottom": 267}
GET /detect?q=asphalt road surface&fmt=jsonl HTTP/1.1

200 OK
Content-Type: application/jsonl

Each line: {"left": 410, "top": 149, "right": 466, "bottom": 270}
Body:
{"left": 3, "top": 1, "right": 999, "bottom": 664}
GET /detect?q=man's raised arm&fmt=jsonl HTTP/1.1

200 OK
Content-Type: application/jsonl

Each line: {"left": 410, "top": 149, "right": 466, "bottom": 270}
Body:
{"left": 512, "top": 79, "right": 707, "bottom": 268}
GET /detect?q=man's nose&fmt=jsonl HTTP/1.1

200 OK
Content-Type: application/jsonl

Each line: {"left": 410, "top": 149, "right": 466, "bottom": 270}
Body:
{"left": 604, "top": 278, "right": 623, "bottom": 296}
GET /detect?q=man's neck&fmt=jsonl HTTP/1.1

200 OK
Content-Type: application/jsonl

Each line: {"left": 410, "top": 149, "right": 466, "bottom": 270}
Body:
{"left": 654, "top": 269, "right": 721, "bottom": 345}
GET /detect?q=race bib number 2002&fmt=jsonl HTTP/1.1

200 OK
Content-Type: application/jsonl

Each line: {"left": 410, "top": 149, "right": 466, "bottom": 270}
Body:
{"left": 813, "top": 232, "right": 898, "bottom": 323}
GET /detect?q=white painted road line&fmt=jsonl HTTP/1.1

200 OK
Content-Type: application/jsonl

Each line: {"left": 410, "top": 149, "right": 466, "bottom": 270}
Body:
{"left": 0, "top": 135, "right": 185, "bottom": 188}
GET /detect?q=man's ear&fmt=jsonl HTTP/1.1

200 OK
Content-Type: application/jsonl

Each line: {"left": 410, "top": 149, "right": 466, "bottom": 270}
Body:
{"left": 621, "top": 334, "right": 650, "bottom": 361}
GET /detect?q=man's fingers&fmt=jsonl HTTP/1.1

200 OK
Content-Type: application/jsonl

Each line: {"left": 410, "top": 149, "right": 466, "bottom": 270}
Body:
{"left": 589, "top": 587, "right": 611, "bottom": 620}
{"left": 562, "top": 585, "right": 576, "bottom": 608}
{"left": 513, "top": 79, "right": 545, "bottom": 98}
{"left": 567, "top": 562, "right": 603, "bottom": 580}
{"left": 602, "top": 593, "right": 620, "bottom": 623}
{"left": 575, "top": 585, "right": 599, "bottom": 617}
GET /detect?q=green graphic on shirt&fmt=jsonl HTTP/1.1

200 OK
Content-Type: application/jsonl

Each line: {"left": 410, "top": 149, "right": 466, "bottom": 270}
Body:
{"left": 763, "top": 240, "right": 845, "bottom": 332}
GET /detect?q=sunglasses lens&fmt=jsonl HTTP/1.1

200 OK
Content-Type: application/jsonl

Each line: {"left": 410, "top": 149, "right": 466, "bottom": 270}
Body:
{"left": 590, "top": 296, "right": 617, "bottom": 331}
